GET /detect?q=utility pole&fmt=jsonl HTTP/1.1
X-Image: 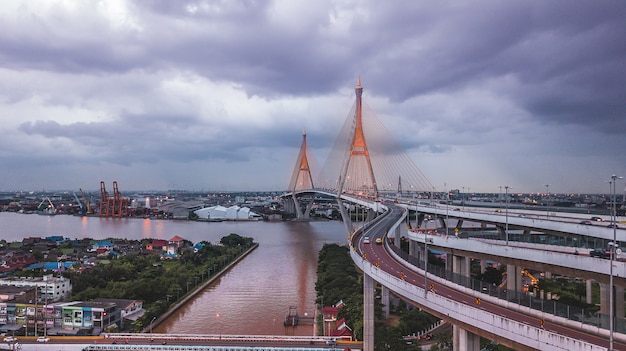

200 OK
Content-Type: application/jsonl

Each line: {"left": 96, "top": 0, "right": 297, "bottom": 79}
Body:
{"left": 545, "top": 184, "right": 550, "bottom": 219}
{"left": 608, "top": 174, "right": 623, "bottom": 351}
{"left": 505, "top": 186, "right": 511, "bottom": 245}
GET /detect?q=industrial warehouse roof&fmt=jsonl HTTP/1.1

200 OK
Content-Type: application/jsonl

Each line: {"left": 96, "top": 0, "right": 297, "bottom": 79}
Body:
{"left": 194, "top": 205, "right": 261, "bottom": 221}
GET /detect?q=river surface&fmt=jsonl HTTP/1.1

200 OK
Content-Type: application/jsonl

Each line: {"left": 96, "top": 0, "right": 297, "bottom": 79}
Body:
{"left": 0, "top": 212, "right": 347, "bottom": 336}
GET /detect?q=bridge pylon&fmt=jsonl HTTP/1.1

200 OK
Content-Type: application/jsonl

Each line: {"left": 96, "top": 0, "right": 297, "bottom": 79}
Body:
{"left": 337, "top": 77, "right": 379, "bottom": 199}
{"left": 289, "top": 129, "right": 315, "bottom": 192}
{"left": 287, "top": 129, "right": 316, "bottom": 219}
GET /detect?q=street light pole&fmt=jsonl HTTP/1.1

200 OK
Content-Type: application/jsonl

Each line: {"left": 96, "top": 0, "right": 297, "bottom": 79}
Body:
{"left": 216, "top": 313, "right": 222, "bottom": 340}
{"left": 445, "top": 182, "right": 449, "bottom": 236}
{"left": 431, "top": 187, "right": 435, "bottom": 206}
{"left": 505, "top": 186, "right": 510, "bottom": 245}
{"left": 462, "top": 186, "right": 465, "bottom": 210}
{"left": 424, "top": 234, "right": 429, "bottom": 297}
{"left": 608, "top": 174, "right": 623, "bottom": 351}
{"left": 545, "top": 184, "right": 550, "bottom": 219}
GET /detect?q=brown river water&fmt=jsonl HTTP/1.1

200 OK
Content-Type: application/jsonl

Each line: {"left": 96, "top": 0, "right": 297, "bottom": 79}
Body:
{"left": 0, "top": 212, "right": 347, "bottom": 335}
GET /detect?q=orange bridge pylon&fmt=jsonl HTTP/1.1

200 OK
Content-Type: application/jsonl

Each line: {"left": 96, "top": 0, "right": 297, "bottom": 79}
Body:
{"left": 287, "top": 129, "right": 316, "bottom": 219}
{"left": 288, "top": 129, "right": 314, "bottom": 192}
{"left": 337, "top": 77, "right": 378, "bottom": 199}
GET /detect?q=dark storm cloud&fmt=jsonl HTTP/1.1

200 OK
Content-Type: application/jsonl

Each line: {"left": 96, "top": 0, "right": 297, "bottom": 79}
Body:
{"left": 357, "top": 2, "right": 626, "bottom": 134}
{"left": 17, "top": 107, "right": 306, "bottom": 167}
{"left": 1, "top": 0, "right": 625, "bottom": 192}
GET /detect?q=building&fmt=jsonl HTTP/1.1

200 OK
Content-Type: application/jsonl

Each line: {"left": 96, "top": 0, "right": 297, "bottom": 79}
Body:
{"left": 0, "top": 299, "right": 129, "bottom": 336}
{"left": 95, "top": 298, "right": 143, "bottom": 329}
{"left": 0, "top": 275, "right": 72, "bottom": 302}
{"left": 47, "top": 300, "right": 119, "bottom": 335}
{"left": 194, "top": 205, "right": 261, "bottom": 221}
{"left": 146, "top": 239, "right": 168, "bottom": 252}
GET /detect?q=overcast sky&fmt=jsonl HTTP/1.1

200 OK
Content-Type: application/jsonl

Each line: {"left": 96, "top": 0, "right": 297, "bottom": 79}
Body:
{"left": 1, "top": 1, "right": 625, "bottom": 195}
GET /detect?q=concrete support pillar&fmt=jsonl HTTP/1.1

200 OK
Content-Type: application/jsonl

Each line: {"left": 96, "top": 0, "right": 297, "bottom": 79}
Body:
{"left": 507, "top": 265, "right": 522, "bottom": 300}
{"left": 381, "top": 285, "right": 390, "bottom": 319}
{"left": 496, "top": 225, "right": 506, "bottom": 240}
{"left": 586, "top": 279, "right": 593, "bottom": 305}
{"left": 408, "top": 239, "right": 418, "bottom": 258}
{"left": 454, "top": 325, "right": 480, "bottom": 351}
{"left": 303, "top": 201, "right": 313, "bottom": 218}
{"left": 480, "top": 260, "right": 487, "bottom": 274}
{"left": 438, "top": 217, "right": 447, "bottom": 232}
{"left": 599, "top": 283, "right": 610, "bottom": 329}
{"left": 616, "top": 286, "right": 625, "bottom": 333}
{"left": 445, "top": 253, "right": 453, "bottom": 273}
{"left": 452, "top": 254, "right": 470, "bottom": 285}
{"left": 285, "top": 195, "right": 300, "bottom": 217}
{"left": 292, "top": 194, "right": 304, "bottom": 219}
{"left": 416, "top": 213, "right": 425, "bottom": 228}
{"left": 596, "top": 283, "right": 625, "bottom": 330}
{"left": 363, "top": 274, "right": 375, "bottom": 351}
{"left": 395, "top": 224, "right": 402, "bottom": 247}
{"left": 365, "top": 208, "right": 376, "bottom": 222}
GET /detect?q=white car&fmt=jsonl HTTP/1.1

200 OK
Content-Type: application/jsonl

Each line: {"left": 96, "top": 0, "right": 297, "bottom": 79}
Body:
{"left": 37, "top": 337, "right": 50, "bottom": 343}
{"left": 363, "top": 236, "right": 370, "bottom": 244}
{"left": 3, "top": 337, "right": 17, "bottom": 343}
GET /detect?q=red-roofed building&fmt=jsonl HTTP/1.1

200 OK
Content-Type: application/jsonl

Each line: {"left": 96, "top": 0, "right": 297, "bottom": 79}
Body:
{"left": 330, "top": 318, "right": 353, "bottom": 340}
{"left": 322, "top": 300, "right": 349, "bottom": 337}
{"left": 167, "top": 236, "right": 187, "bottom": 255}
{"left": 146, "top": 239, "right": 167, "bottom": 252}
{"left": 0, "top": 253, "right": 37, "bottom": 273}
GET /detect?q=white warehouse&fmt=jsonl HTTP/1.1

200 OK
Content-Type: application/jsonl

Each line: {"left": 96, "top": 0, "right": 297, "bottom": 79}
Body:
{"left": 194, "top": 205, "right": 261, "bottom": 221}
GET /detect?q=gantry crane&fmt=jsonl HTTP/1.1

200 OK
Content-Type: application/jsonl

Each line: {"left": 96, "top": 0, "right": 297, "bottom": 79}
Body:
{"left": 79, "top": 188, "right": 93, "bottom": 215}
{"left": 99, "top": 181, "right": 130, "bottom": 217}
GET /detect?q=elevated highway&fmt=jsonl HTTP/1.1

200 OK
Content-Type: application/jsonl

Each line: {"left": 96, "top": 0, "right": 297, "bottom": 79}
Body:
{"left": 347, "top": 200, "right": 623, "bottom": 350}
{"left": 402, "top": 202, "right": 625, "bottom": 243}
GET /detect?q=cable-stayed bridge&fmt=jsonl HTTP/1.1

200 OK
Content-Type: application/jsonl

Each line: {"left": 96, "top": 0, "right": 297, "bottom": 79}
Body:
{"left": 285, "top": 78, "right": 625, "bottom": 350}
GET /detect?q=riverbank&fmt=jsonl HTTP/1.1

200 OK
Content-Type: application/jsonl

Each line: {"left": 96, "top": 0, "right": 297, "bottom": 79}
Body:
{"left": 142, "top": 243, "right": 259, "bottom": 333}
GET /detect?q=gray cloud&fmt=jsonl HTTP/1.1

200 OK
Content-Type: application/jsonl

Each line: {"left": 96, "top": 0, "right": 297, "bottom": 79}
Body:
{"left": 0, "top": 0, "right": 624, "bottom": 193}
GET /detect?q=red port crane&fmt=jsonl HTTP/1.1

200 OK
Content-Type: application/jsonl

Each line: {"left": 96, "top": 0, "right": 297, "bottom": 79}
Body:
{"left": 99, "top": 181, "right": 130, "bottom": 217}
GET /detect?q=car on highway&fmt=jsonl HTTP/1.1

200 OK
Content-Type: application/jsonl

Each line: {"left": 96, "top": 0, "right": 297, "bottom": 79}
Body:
{"left": 36, "top": 337, "right": 50, "bottom": 343}
{"left": 579, "top": 220, "right": 592, "bottom": 225}
{"left": 3, "top": 337, "right": 16, "bottom": 343}
{"left": 363, "top": 236, "right": 370, "bottom": 244}
{"left": 607, "top": 223, "right": 620, "bottom": 229}
{"left": 590, "top": 248, "right": 611, "bottom": 259}
{"left": 590, "top": 216, "right": 604, "bottom": 222}
{"left": 375, "top": 238, "right": 383, "bottom": 245}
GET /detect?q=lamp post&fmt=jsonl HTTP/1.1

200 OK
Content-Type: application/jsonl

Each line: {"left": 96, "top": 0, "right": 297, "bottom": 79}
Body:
{"left": 431, "top": 187, "right": 435, "bottom": 206}
{"left": 505, "top": 186, "right": 511, "bottom": 245}
{"left": 216, "top": 313, "right": 222, "bottom": 339}
{"left": 424, "top": 233, "right": 429, "bottom": 297}
{"left": 545, "top": 184, "right": 550, "bottom": 219}
{"left": 150, "top": 317, "right": 156, "bottom": 334}
{"left": 462, "top": 186, "right": 465, "bottom": 210}
{"left": 608, "top": 174, "right": 623, "bottom": 351}
{"left": 445, "top": 182, "right": 449, "bottom": 236}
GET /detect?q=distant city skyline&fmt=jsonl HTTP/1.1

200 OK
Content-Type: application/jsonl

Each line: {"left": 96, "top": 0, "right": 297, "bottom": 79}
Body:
{"left": 0, "top": 1, "right": 625, "bottom": 194}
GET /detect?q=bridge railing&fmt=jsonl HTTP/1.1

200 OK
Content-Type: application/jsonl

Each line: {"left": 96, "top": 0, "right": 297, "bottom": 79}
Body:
{"left": 386, "top": 244, "right": 620, "bottom": 333}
